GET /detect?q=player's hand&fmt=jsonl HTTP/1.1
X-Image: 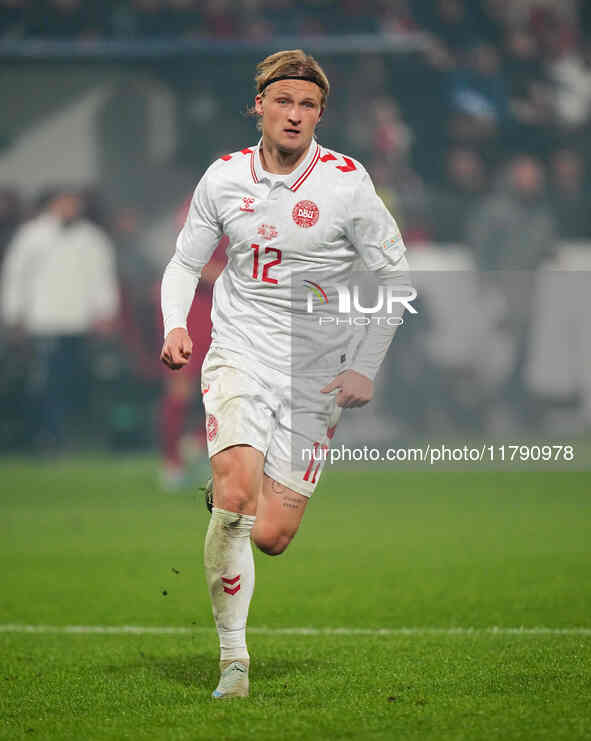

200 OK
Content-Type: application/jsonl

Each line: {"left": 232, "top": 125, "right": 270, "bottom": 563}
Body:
{"left": 320, "top": 370, "right": 373, "bottom": 408}
{"left": 160, "top": 327, "right": 193, "bottom": 370}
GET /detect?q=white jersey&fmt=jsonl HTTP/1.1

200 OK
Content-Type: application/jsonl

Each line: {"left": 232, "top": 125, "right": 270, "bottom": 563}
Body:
{"left": 169, "top": 138, "right": 406, "bottom": 375}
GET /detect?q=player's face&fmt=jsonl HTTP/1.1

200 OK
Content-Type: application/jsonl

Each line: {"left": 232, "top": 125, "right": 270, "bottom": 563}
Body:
{"left": 255, "top": 80, "right": 323, "bottom": 154}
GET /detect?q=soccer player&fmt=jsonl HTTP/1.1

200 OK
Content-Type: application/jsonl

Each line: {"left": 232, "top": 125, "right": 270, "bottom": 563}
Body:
{"left": 160, "top": 50, "right": 413, "bottom": 698}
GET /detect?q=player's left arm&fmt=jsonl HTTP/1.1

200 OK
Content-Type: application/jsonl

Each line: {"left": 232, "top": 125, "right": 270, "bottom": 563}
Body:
{"left": 321, "top": 172, "right": 415, "bottom": 408}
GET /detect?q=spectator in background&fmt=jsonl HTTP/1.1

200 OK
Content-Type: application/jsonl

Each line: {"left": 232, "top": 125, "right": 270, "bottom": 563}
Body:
{"left": 550, "top": 40, "right": 591, "bottom": 132}
{"left": 363, "top": 96, "right": 430, "bottom": 243}
{"left": 467, "top": 155, "right": 555, "bottom": 270}
{"left": 111, "top": 204, "right": 160, "bottom": 372}
{"left": 530, "top": 5, "right": 577, "bottom": 62}
{"left": 0, "top": 188, "right": 120, "bottom": 450}
{"left": 430, "top": 147, "right": 488, "bottom": 243}
{"left": 466, "top": 156, "right": 557, "bottom": 423}
{"left": 325, "top": 0, "right": 380, "bottom": 35}
{"left": 419, "top": 0, "right": 475, "bottom": 54}
{"left": 128, "top": 0, "right": 168, "bottom": 38}
{"left": 372, "top": 97, "right": 413, "bottom": 166}
{"left": 504, "top": 0, "right": 578, "bottom": 28}
{"left": 376, "top": 0, "right": 416, "bottom": 35}
{"left": 583, "top": 0, "right": 591, "bottom": 38}
{"left": 165, "top": 0, "right": 202, "bottom": 38}
{"left": 0, "top": 0, "right": 27, "bottom": 38}
{"left": 370, "top": 158, "right": 430, "bottom": 245}
{"left": 0, "top": 187, "right": 23, "bottom": 260}
{"left": 201, "top": 0, "right": 238, "bottom": 38}
{"left": 239, "top": 0, "right": 274, "bottom": 41}
{"left": 26, "top": 0, "right": 107, "bottom": 39}
{"left": 471, "top": 0, "right": 507, "bottom": 47}
{"left": 550, "top": 148, "right": 591, "bottom": 240}
{"left": 345, "top": 57, "right": 392, "bottom": 160}
{"left": 505, "top": 28, "right": 554, "bottom": 144}
{"left": 262, "top": 0, "right": 298, "bottom": 36}
{"left": 448, "top": 42, "right": 507, "bottom": 144}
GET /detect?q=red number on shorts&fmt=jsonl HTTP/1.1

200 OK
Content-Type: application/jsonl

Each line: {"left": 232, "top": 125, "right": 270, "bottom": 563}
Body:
{"left": 303, "top": 441, "right": 329, "bottom": 484}
{"left": 251, "top": 243, "right": 282, "bottom": 284}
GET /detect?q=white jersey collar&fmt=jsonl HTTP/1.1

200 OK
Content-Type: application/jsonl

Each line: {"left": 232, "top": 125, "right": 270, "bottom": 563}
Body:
{"left": 250, "top": 138, "right": 321, "bottom": 192}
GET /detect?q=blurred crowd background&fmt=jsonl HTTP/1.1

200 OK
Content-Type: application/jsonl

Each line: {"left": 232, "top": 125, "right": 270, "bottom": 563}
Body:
{"left": 1, "top": 0, "right": 590, "bottom": 474}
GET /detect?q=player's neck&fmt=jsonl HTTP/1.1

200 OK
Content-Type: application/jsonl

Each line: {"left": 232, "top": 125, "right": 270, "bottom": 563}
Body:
{"left": 259, "top": 136, "right": 312, "bottom": 175}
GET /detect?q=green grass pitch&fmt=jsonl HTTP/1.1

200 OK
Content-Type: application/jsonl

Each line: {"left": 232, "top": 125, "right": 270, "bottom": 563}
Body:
{"left": 1, "top": 459, "right": 590, "bottom": 740}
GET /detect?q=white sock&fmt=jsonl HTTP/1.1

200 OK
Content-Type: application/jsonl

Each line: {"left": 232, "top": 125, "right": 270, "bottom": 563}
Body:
{"left": 204, "top": 507, "right": 256, "bottom": 662}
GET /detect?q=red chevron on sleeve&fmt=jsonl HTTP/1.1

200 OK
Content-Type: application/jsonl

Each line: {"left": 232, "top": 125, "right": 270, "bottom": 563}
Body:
{"left": 336, "top": 156, "right": 357, "bottom": 173}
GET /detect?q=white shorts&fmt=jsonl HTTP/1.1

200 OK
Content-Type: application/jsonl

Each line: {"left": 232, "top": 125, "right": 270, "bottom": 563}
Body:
{"left": 200, "top": 345, "right": 341, "bottom": 496}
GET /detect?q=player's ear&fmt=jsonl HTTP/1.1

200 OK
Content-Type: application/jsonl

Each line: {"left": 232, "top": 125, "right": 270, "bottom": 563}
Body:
{"left": 254, "top": 94, "right": 264, "bottom": 116}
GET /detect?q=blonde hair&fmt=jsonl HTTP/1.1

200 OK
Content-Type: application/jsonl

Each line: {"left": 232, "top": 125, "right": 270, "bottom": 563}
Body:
{"left": 248, "top": 49, "right": 330, "bottom": 127}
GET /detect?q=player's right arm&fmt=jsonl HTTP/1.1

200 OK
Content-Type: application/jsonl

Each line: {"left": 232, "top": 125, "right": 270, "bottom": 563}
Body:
{"left": 160, "top": 167, "right": 222, "bottom": 370}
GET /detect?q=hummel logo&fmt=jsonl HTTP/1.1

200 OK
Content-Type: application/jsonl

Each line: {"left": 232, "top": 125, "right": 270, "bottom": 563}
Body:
{"left": 240, "top": 197, "right": 255, "bottom": 212}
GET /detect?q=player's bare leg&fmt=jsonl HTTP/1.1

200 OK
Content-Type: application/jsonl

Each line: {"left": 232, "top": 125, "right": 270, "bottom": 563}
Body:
{"left": 205, "top": 445, "right": 262, "bottom": 698}
{"left": 252, "top": 475, "right": 309, "bottom": 556}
